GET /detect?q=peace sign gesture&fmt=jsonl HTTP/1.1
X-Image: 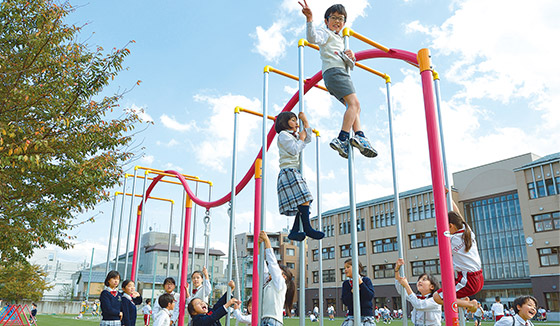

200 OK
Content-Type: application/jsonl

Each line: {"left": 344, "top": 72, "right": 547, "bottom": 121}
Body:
{"left": 298, "top": 0, "right": 313, "bottom": 22}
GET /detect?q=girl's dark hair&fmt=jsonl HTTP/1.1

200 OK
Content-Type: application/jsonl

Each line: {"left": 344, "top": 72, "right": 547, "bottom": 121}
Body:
{"left": 145, "top": 298, "right": 151, "bottom": 304}
{"left": 344, "top": 258, "right": 365, "bottom": 276}
{"left": 417, "top": 273, "right": 440, "bottom": 295}
{"left": 513, "top": 295, "right": 537, "bottom": 314}
{"left": 121, "top": 279, "right": 133, "bottom": 289}
{"left": 274, "top": 111, "right": 297, "bottom": 134}
{"left": 246, "top": 296, "right": 252, "bottom": 308}
{"left": 163, "top": 277, "right": 176, "bottom": 286}
{"left": 324, "top": 4, "right": 347, "bottom": 21}
{"left": 158, "top": 293, "right": 175, "bottom": 310}
{"left": 104, "top": 270, "right": 121, "bottom": 287}
{"left": 280, "top": 265, "right": 296, "bottom": 317}
{"left": 448, "top": 211, "right": 473, "bottom": 252}
{"left": 191, "top": 270, "right": 204, "bottom": 279}
{"left": 187, "top": 298, "right": 202, "bottom": 316}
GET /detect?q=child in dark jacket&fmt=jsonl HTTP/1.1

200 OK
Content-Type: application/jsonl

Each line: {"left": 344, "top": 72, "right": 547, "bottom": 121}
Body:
{"left": 187, "top": 280, "right": 239, "bottom": 326}
{"left": 100, "top": 270, "right": 123, "bottom": 326}
{"left": 121, "top": 280, "right": 143, "bottom": 326}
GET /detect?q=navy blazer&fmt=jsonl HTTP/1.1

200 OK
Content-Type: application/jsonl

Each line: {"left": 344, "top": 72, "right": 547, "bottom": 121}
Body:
{"left": 121, "top": 294, "right": 143, "bottom": 326}
{"left": 100, "top": 290, "right": 123, "bottom": 321}
{"left": 341, "top": 277, "right": 375, "bottom": 317}
{"left": 191, "top": 293, "right": 229, "bottom": 326}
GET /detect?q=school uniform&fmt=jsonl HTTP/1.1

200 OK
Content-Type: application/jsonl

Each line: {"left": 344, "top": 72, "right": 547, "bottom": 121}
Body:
{"left": 153, "top": 308, "right": 171, "bottom": 326}
{"left": 437, "top": 227, "right": 484, "bottom": 298}
{"left": 187, "top": 279, "right": 212, "bottom": 304}
{"left": 495, "top": 314, "right": 534, "bottom": 326}
{"left": 142, "top": 304, "right": 151, "bottom": 325}
{"left": 492, "top": 302, "right": 505, "bottom": 321}
{"left": 153, "top": 292, "right": 180, "bottom": 324}
{"left": 190, "top": 292, "right": 230, "bottom": 326}
{"left": 395, "top": 280, "right": 441, "bottom": 326}
{"left": 232, "top": 309, "right": 251, "bottom": 324}
{"left": 341, "top": 277, "right": 376, "bottom": 326}
{"left": 261, "top": 247, "right": 287, "bottom": 326}
{"left": 121, "top": 293, "right": 143, "bottom": 326}
{"left": 99, "top": 287, "right": 122, "bottom": 326}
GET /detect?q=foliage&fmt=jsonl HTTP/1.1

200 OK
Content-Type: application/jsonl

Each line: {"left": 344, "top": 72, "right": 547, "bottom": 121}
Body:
{"left": 0, "top": 0, "right": 146, "bottom": 263}
{"left": 58, "top": 283, "right": 73, "bottom": 300}
{"left": 0, "top": 261, "right": 52, "bottom": 302}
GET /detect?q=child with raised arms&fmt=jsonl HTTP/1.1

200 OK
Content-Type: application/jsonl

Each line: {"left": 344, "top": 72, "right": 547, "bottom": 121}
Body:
{"left": 394, "top": 258, "right": 442, "bottom": 326}
{"left": 187, "top": 280, "right": 239, "bottom": 326}
{"left": 299, "top": 1, "right": 377, "bottom": 159}
{"left": 341, "top": 258, "right": 376, "bottom": 326}
{"left": 186, "top": 266, "right": 212, "bottom": 304}
{"left": 275, "top": 111, "right": 324, "bottom": 241}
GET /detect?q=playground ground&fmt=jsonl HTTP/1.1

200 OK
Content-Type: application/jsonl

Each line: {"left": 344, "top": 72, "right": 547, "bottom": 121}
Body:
{"left": 33, "top": 314, "right": 560, "bottom": 326}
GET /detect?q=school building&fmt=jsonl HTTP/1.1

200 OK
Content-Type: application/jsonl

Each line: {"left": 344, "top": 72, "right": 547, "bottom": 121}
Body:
{"left": 304, "top": 152, "right": 560, "bottom": 317}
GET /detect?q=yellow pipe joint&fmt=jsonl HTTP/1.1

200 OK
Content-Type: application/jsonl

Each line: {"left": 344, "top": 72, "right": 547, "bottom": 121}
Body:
{"left": 312, "top": 129, "right": 320, "bottom": 137}
{"left": 417, "top": 48, "right": 432, "bottom": 73}
{"left": 186, "top": 195, "right": 193, "bottom": 208}
{"left": 298, "top": 39, "right": 307, "bottom": 47}
{"left": 255, "top": 158, "right": 262, "bottom": 179}
{"left": 343, "top": 27, "right": 352, "bottom": 37}
{"left": 234, "top": 106, "right": 241, "bottom": 114}
{"left": 432, "top": 70, "right": 440, "bottom": 81}
{"left": 264, "top": 65, "right": 272, "bottom": 73}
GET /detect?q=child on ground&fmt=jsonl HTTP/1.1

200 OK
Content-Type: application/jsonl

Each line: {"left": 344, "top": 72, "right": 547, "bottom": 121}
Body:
{"left": 231, "top": 297, "right": 252, "bottom": 324}
{"left": 30, "top": 303, "right": 37, "bottom": 322}
{"left": 394, "top": 258, "right": 442, "bottom": 326}
{"left": 142, "top": 299, "right": 152, "bottom": 326}
{"left": 275, "top": 111, "right": 324, "bottom": 241}
{"left": 327, "top": 305, "right": 335, "bottom": 321}
{"left": 121, "top": 280, "right": 143, "bottom": 326}
{"left": 492, "top": 296, "right": 505, "bottom": 321}
{"left": 187, "top": 280, "right": 239, "bottom": 326}
{"left": 473, "top": 302, "right": 483, "bottom": 326}
{"left": 495, "top": 296, "right": 538, "bottom": 326}
{"left": 99, "top": 270, "right": 123, "bottom": 326}
{"left": 299, "top": 1, "right": 377, "bottom": 159}
{"left": 152, "top": 277, "right": 180, "bottom": 325}
{"left": 186, "top": 266, "right": 212, "bottom": 304}
{"left": 341, "top": 258, "right": 376, "bottom": 326}
{"left": 153, "top": 294, "right": 174, "bottom": 326}
{"left": 259, "top": 231, "right": 297, "bottom": 325}
{"left": 433, "top": 203, "right": 482, "bottom": 313}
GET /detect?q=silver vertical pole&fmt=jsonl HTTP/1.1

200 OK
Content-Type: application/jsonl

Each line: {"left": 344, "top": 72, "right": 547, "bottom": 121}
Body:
{"left": 124, "top": 168, "right": 139, "bottom": 280}
{"left": 433, "top": 73, "right": 452, "bottom": 209}
{"left": 257, "top": 69, "right": 270, "bottom": 325}
{"left": 344, "top": 33, "right": 361, "bottom": 325}
{"left": 151, "top": 250, "right": 157, "bottom": 309}
{"left": 297, "top": 40, "right": 306, "bottom": 326}
{"left": 166, "top": 202, "right": 174, "bottom": 278}
{"left": 204, "top": 186, "right": 212, "bottom": 268}
{"left": 105, "top": 192, "right": 119, "bottom": 275}
{"left": 115, "top": 176, "right": 128, "bottom": 272}
{"left": 86, "top": 248, "right": 95, "bottom": 302}
{"left": 189, "top": 183, "right": 199, "bottom": 290}
{"left": 315, "top": 131, "right": 324, "bottom": 326}
{"left": 228, "top": 107, "right": 240, "bottom": 326}
{"left": 134, "top": 170, "right": 150, "bottom": 281}
{"left": 386, "top": 81, "right": 408, "bottom": 326}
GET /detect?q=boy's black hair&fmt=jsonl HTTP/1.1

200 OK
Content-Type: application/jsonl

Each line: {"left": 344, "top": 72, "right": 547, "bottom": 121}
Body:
{"left": 274, "top": 111, "right": 297, "bottom": 134}
{"left": 158, "top": 293, "right": 175, "bottom": 310}
{"left": 513, "top": 295, "right": 537, "bottom": 314}
{"left": 495, "top": 296, "right": 501, "bottom": 301}
{"left": 145, "top": 298, "right": 151, "bottom": 304}
{"left": 104, "top": 270, "right": 121, "bottom": 287}
{"left": 121, "top": 279, "right": 133, "bottom": 289}
{"left": 324, "top": 4, "right": 347, "bottom": 21}
{"left": 163, "top": 277, "right": 176, "bottom": 286}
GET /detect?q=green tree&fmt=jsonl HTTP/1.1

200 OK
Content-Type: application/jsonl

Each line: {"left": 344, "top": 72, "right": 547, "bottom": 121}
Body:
{"left": 0, "top": 0, "right": 146, "bottom": 263}
{"left": 0, "top": 262, "right": 52, "bottom": 303}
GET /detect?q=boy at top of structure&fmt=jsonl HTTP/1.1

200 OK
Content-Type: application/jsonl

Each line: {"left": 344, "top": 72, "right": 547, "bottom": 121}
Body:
{"left": 299, "top": 1, "right": 378, "bottom": 160}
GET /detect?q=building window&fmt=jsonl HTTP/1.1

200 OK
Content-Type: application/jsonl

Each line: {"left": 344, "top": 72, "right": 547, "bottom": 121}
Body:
{"left": 286, "top": 248, "right": 295, "bottom": 256}
{"left": 323, "top": 269, "right": 336, "bottom": 283}
{"left": 340, "top": 268, "right": 349, "bottom": 281}
{"left": 312, "top": 271, "right": 319, "bottom": 283}
{"left": 410, "top": 231, "right": 438, "bottom": 249}
{"left": 48, "top": 253, "right": 54, "bottom": 261}
{"left": 323, "top": 247, "right": 335, "bottom": 260}
{"left": 373, "top": 264, "right": 395, "bottom": 279}
{"left": 340, "top": 245, "right": 351, "bottom": 258}
{"left": 528, "top": 182, "right": 536, "bottom": 199}
{"left": 287, "top": 262, "right": 295, "bottom": 269}
{"left": 533, "top": 211, "right": 560, "bottom": 232}
{"left": 538, "top": 247, "right": 559, "bottom": 266}
{"left": 312, "top": 249, "right": 319, "bottom": 261}
{"left": 372, "top": 237, "right": 397, "bottom": 253}
{"left": 358, "top": 242, "right": 366, "bottom": 256}
{"left": 545, "top": 292, "right": 559, "bottom": 312}
{"left": 411, "top": 260, "right": 440, "bottom": 276}
{"left": 357, "top": 218, "right": 365, "bottom": 232}
{"left": 530, "top": 177, "right": 558, "bottom": 198}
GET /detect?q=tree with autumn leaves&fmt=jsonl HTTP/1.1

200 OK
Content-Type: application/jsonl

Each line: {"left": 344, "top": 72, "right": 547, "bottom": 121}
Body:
{"left": 0, "top": 262, "right": 52, "bottom": 303}
{"left": 0, "top": 0, "right": 147, "bottom": 264}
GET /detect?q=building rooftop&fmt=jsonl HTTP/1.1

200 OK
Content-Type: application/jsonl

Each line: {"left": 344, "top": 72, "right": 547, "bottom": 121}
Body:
{"left": 514, "top": 152, "right": 560, "bottom": 171}
{"left": 144, "top": 244, "right": 225, "bottom": 256}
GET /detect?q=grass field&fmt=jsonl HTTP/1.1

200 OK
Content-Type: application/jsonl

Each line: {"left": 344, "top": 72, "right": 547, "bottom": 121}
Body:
{"left": 34, "top": 315, "right": 559, "bottom": 326}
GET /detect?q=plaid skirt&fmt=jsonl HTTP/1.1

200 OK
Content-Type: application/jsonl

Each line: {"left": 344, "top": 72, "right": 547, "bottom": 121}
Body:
{"left": 341, "top": 316, "right": 377, "bottom": 326}
{"left": 100, "top": 320, "right": 121, "bottom": 326}
{"left": 277, "top": 168, "right": 313, "bottom": 216}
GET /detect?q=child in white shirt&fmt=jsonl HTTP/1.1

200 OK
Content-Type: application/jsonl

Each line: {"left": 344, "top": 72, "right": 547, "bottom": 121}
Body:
{"left": 153, "top": 294, "right": 174, "bottom": 326}
{"left": 495, "top": 295, "right": 537, "bottom": 326}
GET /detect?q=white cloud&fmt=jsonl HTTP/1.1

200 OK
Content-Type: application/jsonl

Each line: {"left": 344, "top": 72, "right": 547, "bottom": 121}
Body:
{"left": 160, "top": 114, "right": 196, "bottom": 132}
{"left": 156, "top": 139, "right": 180, "bottom": 147}
{"left": 141, "top": 155, "right": 155, "bottom": 165}
{"left": 251, "top": 22, "right": 291, "bottom": 63}
{"left": 192, "top": 94, "right": 262, "bottom": 172}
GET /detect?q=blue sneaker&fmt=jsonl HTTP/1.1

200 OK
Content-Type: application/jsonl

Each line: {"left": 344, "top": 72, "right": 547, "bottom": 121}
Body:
{"left": 350, "top": 135, "right": 378, "bottom": 158}
{"left": 330, "top": 138, "right": 349, "bottom": 158}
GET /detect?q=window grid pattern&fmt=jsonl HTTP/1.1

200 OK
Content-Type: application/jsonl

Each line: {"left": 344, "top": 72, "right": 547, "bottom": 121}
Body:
{"left": 373, "top": 263, "right": 395, "bottom": 279}
{"left": 533, "top": 211, "right": 560, "bottom": 232}
{"left": 538, "top": 247, "right": 559, "bottom": 266}
{"left": 406, "top": 192, "right": 436, "bottom": 222}
{"left": 370, "top": 202, "right": 396, "bottom": 229}
{"left": 372, "top": 237, "right": 398, "bottom": 253}
{"left": 323, "top": 269, "right": 336, "bottom": 283}
{"left": 464, "top": 192, "right": 529, "bottom": 280}
{"left": 409, "top": 231, "right": 438, "bottom": 249}
{"left": 411, "top": 260, "right": 440, "bottom": 276}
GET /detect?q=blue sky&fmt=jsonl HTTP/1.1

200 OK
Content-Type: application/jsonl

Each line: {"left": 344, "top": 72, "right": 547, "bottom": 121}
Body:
{"left": 51, "top": 0, "right": 559, "bottom": 265}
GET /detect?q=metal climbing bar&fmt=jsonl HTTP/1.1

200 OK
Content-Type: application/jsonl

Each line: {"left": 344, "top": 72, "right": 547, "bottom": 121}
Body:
{"left": 343, "top": 28, "right": 390, "bottom": 53}
{"left": 265, "top": 65, "right": 329, "bottom": 92}
{"left": 236, "top": 106, "right": 277, "bottom": 120}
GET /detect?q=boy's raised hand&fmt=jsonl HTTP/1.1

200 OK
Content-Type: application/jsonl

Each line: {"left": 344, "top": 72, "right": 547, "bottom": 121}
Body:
{"left": 298, "top": 0, "right": 313, "bottom": 22}
{"left": 202, "top": 266, "right": 209, "bottom": 279}
{"left": 228, "top": 280, "right": 235, "bottom": 291}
